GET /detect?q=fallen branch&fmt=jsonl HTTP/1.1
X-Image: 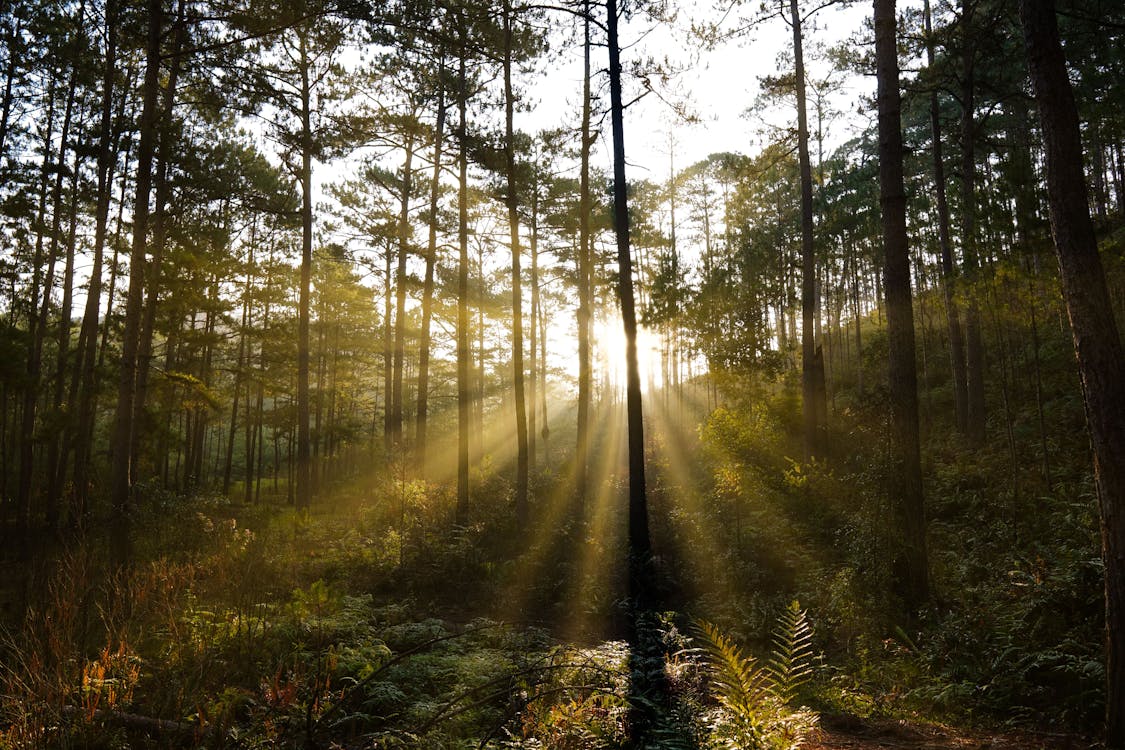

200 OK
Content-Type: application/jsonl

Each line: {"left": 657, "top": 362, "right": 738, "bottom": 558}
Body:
{"left": 61, "top": 705, "right": 213, "bottom": 743}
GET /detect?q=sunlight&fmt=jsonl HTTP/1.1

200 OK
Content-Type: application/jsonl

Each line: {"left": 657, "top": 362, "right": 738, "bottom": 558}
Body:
{"left": 592, "top": 315, "right": 664, "bottom": 395}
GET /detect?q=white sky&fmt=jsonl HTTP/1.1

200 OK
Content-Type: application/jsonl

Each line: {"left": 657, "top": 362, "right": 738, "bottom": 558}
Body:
{"left": 520, "top": 0, "right": 878, "bottom": 180}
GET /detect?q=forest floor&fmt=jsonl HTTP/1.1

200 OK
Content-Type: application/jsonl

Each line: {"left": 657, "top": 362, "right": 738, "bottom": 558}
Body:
{"left": 810, "top": 714, "right": 1093, "bottom": 749}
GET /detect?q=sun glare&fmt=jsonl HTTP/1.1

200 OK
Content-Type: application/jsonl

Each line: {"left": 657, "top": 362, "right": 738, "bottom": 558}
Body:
{"left": 592, "top": 316, "right": 663, "bottom": 394}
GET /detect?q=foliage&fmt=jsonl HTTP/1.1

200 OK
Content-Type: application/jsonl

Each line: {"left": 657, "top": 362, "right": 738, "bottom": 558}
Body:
{"left": 694, "top": 606, "right": 818, "bottom": 750}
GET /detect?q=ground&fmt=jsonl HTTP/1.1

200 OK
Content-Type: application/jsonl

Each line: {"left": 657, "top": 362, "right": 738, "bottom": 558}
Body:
{"left": 810, "top": 714, "right": 1094, "bottom": 750}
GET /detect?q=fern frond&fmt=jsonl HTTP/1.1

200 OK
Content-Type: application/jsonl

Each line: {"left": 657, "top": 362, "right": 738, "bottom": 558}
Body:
{"left": 766, "top": 601, "right": 814, "bottom": 705}
{"left": 694, "top": 619, "right": 773, "bottom": 715}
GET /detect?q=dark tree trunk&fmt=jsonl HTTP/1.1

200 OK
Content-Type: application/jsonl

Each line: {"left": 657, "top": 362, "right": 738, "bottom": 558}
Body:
{"left": 416, "top": 55, "right": 445, "bottom": 476}
{"left": 502, "top": 0, "right": 529, "bottom": 530}
{"left": 15, "top": 63, "right": 59, "bottom": 552}
{"left": 131, "top": 0, "right": 185, "bottom": 485}
{"left": 109, "top": 0, "right": 163, "bottom": 561}
{"left": 528, "top": 170, "right": 539, "bottom": 466}
{"left": 0, "top": 14, "right": 20, "bottom": 157}
{"left": 391, "top": 135, "right": 415, "bottom": 447}
{"left": 382, "top": 246, "right": 393, "bottom": 454}
{"left": 1019, "top": 1, "right": 1125, "bottom": 742}
{"left": 960, "top": 2, "right": 986, "bottom": 444}
{"left": 875, "top": 0, "right": 928, "bottom": 610}
{"left": 295, "top": 29, "right": 313, "bottom": 510}
{"left": 575, "top": 0, "right": 593, "bottom": 510}
{"left": 792, "top": 0, "right": 825, "bottom": 460}
{"left": 607, "top": 0, "right": 649, "bottom": 585}
{"left": 923, "top": 0, "right": 968, "bottom": 433}
{"left": 455, "top": 24, "right": 470, "bottom": 524}
{"left": 34, "top": 21, "right": 82, "bottom": 529}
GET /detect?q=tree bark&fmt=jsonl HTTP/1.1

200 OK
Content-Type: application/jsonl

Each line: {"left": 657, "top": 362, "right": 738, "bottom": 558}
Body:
{"left": 295, "top": 27, "right": 313, "bottom": 510}
{"left": 960, "top": 1, "right": 986, "bottom": 444}
{"left": 607, "top": 0, "right": 649, "bottom": 582}
{"left": 109, "top": 0, "right": 163, "bottom": 561}
{"left": 455, "top": 22, "right": 470, "bottom": 524}
{"left": 875, "top": 0, "right": 928, "bottom": 610}
{"left": 923, "top": 0, "right": 968, "bottom": 434}
{"left": 131, "top": 0, "right": 186, "bottom": 486}
{"left": 791, "top": 0, "right": 825, "bottom": 460}
{"left": 1019, "top": 0, "right": 1125, "bottom": 742}
{"left": 416, "top": 55, "right": 445, "bottom": 476}
{"left": 391, "top": 134, "right": 415, "bottom": 447}
{"left": 502, "top": 0, "right": 530, "bottom": 530}
{"left": 575, "top": 0, "right": 593, "bottom": 511}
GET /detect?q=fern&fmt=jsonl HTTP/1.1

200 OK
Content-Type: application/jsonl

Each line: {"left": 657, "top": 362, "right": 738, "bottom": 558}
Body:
{"left": 694, "top": 604, "right": 817, "bottom": 750}
{"left": 766, "top": 601, "right": 814, "bottom": 705}
{"left": 695, "top": 619, "right": 773, "bottom": 717}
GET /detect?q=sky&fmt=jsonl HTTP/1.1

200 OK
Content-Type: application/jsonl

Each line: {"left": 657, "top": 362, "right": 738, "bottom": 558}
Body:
{"left": 520, "top": 0, "right": 878, "bottom": 182}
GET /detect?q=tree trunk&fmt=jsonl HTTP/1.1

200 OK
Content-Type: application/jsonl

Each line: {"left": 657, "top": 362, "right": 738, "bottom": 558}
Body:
{"left": 875, "top": 0, "right": 928, "bottom": 610}
{"left": 792, "top": 0, "right": 825, "bottom": 459}
{"left": 1019, "top": 1, "right": 1125, "bottom": 742}
{"left": 455, "top": 23, "right": 470, "bottom": 524}
{"left": 131, "top": 0, "right": 186, "bottom": 486}
{"left": 576, "top": 0, "right": 593, "bottom": 510}
{"left": 960, "top": 3, "right": 986, "bottom": 444}
{"left": 109, "top": 0, "right": 163, "bottom": 562}
{"left": 295, "top": 28, "right": 313, "bottom": 510}
{"left": 69, "top": 0, "right": 115, "bottom": 521}
{"left": 502, "top": 0, "right": 530, "bottom": 530}
{"left": 922, "top": 0, "right": 968, "bottom": 433}
{"left": 607, "top": 0, "right": 649, "bottom": 581}
{"left": 391, "top": 134, "right": 415, "bottom": 447}
{"left": 528, "top": 169, "right": 539, "bottom": 467}
{"left": 416, "top": 55, "right": 446, "bottom": 476}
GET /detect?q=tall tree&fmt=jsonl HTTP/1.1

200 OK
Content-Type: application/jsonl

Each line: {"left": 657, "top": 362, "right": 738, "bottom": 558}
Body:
{"left": 501, "top": 0, "right": 529, "bottom": 529}
{"left": 575, "top": 0, "right": 594, "bottom": 511}
{"left": 922, "top": 0, "right": 968, "bottom": 434}
{"left": 606, "top": 0, "right": 649, "bottom": 591}
{"left": 960, "top": 0, "right": 986, "bottom": 444}
{"left": 874, "top": 0, "right": 928, "bottom": 608}
{"left": 789, "top": 0, "right": 826, "bottom": 459}
{"left": 240, "top": 0, "right": 349, "bottom": 509}
{"left": 109, "top": 0, "right": 164, "bottom": 559}
{"left": 70, "top": 0, "right": 120, "bottom": 526}
{"left": 1019, "top": 0, "right": 1125, "bottom": 742}
{"left": 455, "top": 9, "right": 471, "bottom": 524}
{"left": 415, "top": 52, "right": 446, "bottom": 475}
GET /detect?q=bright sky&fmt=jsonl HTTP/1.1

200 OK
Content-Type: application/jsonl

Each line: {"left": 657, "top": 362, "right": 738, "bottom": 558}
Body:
{"left": 522, "top": 1, "right": 877, "bottom": 181}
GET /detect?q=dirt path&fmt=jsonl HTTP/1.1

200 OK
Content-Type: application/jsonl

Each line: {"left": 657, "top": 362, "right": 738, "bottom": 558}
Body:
{"left": 808, "top": 714, "right": 1096, "bottom": 750}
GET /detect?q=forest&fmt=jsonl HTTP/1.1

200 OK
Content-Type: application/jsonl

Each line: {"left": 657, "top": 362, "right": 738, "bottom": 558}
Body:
{"left": 1, "top": 0, "right": 1124, "bottom": 746}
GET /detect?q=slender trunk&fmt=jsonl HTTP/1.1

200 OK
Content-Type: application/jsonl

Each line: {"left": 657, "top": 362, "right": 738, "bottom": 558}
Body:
{"left": 109, "top": 0, "right": 163, "bottom": 561}
{"left": 224, "top": 282, "right": 250, "bottom": 495}
{"left": 607, "top": 0, "right": 649, "bottom": 574}
{"left": 875, "top": 0, "right": 928, "bottom": 609}
{"left": 131, "top": 0, "right": 186, "bottom": 484}
{"left": 961, "top": 4, "right": 986, "bottom": 444}
{"left": 391, "top": 134, "right": 415, "bottom": 446}
{"left": 923, "top": 0, "right": 967, "bottom": 433}
{"left": 538, "top": 259, "right": 549, "bottom": 465}
{"left": 455, "top": 26, "right": 470, "bottom": 523}
{"left": 382, "top": 246, "right": 393, "bottom": 453}
{"left": 0, "top": 15, "right": 20, "bottom": 157}
{"left": 15, "top": 68, "right": 60, "bottom": 549}
{"left": 416, "top": 55, "right": 445, "bottom": 475}
{"left": 575, "top": 0, "right": 593, "bottom": 508}
{"left": 35, "top": 30, "right": 82, "bottom": 528}
{"left": 1020, "top": 1, "right": 1125, "bottom": 742}
{"left": 503, "top": 0, "right": 529, "bottom": 529}
{"left": 792, "top": 0, "right": 824, "bottom": 459}
{"left": 528, "top": 172, "right": 539, "bottom": 467}
{"left": 295, "top": 28, "right": 313, "bottom": 510}
{"left": 46, "top": 138, "right": 83, "bottom": 525}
